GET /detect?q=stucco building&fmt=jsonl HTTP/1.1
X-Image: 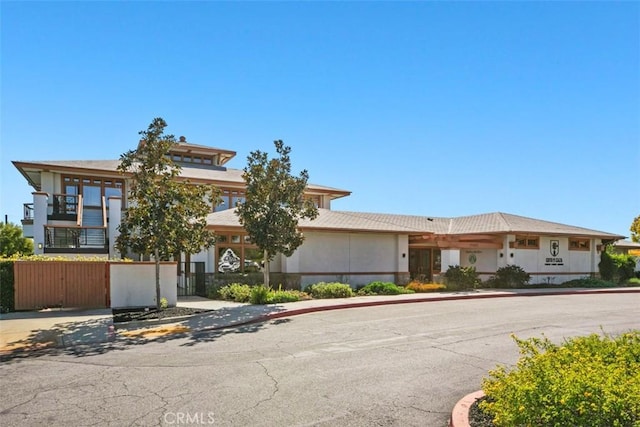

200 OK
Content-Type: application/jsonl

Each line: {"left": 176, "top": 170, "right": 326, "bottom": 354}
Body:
{"left": 13, "top": 138, "right": 625, "bottom": 288}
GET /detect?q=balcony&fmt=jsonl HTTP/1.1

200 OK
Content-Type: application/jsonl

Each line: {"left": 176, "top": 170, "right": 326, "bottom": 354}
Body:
{"left": 21, "top": 203, "right": 34, "bottom": 238}
{"left": 44, "top": 226, "right": 108, "bottom": 254}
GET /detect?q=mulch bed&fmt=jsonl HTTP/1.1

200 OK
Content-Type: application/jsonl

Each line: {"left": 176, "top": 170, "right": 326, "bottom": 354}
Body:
{"left": 112, "top": 307, "right": 211, "bottom": 323}
{"left": 469, "top": 396, "right": 495, "bottom": 427}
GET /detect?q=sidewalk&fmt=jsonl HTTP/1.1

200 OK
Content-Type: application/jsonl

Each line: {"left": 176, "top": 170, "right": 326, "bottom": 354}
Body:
{"left": 2, "top": 287, "right": 639, "bottom": 354}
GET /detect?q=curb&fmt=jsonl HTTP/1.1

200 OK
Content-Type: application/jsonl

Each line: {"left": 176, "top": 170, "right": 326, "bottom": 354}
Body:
{"left": 195, "top": 288, "right": 640, "bottom": 333}
{"left": 450, "top": 390, "right": 485, "bottom": 427}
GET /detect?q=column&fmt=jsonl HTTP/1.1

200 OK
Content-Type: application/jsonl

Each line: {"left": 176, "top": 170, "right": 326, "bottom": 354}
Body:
{"left": 32, "top": 192, "right": 48, "bottom": 255}
{"left": 440, "top": 249, "right": 461, "bottom": 272}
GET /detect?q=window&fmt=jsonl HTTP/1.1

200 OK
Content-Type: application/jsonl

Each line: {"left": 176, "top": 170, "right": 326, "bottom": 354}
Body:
{"left": 569, "top": 238, "right": 590, "bottom": 251}
{"left": 514, "top": 235, "right": 539, "bottom": 249}
{"left": 62, "top": 175, "right": 124, "bottom": 209}
{"left": 215, "top": 233, "right": 261, "bottom": 273}
{"left": 213, "top": 188, "right": 245, "bottom": 212}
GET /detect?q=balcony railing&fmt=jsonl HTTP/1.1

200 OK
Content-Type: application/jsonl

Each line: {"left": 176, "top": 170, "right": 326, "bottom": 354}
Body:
{"left": 23, "top": 203, "right": 34, "bottom": 221}
{"left": 44, "top": 225, "right": 108, "bottom": 254}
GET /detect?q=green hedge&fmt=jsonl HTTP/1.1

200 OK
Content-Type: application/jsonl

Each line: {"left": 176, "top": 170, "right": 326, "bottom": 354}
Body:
{"left": 0, "top": 260, "right": 15, "bottom": 312}
{"left": 481, "top": 331, "right": 640, "bottom": 427}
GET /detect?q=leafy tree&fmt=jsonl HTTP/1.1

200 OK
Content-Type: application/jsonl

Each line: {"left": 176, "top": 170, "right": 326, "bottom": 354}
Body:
{"left": 0, "top": 222, "right": 33, "bottom": 257}
{"left": 236, "top": 140, "right": 318, "bottom": 287}
{"left": 116, "top": 118, "right": 218, "bottom": 309}
{"left": 631, "top": 215, "right": 640, "bottom": 243}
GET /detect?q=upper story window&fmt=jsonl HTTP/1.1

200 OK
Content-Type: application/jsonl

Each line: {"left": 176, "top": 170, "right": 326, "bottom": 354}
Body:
{"left": 214, "top": 188, "right": 246, "bottom": 212}
{"left": 569, "top": 238, "right": 590, "bottom": 251}
{"left": 514, "top": 235, "right": 539, "bottom": 249}
{"left": 166, "top": 152, "right": 218, "bottom": 167}
{"left": 63, "top": 175, "right": 124, "bottom": 208}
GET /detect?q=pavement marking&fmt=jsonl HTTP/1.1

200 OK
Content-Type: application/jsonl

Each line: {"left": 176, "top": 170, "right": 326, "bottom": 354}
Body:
{"left": 118, "top": 325, "right": 191, "bottom": 338}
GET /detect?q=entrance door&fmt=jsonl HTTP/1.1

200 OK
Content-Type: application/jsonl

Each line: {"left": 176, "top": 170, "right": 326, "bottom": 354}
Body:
{"left": 409, "top": 248, "right": 442, "bottom": 281}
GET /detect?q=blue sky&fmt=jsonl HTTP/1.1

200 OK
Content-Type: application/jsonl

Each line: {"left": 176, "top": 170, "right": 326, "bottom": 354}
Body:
{"left": 1, "top": 1, "right": 639, "bottom": 237}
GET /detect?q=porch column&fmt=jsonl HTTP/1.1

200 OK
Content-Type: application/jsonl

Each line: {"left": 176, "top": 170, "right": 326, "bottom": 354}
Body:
{"left": 207, "top": 246, "right": 216, "bottom": 274}
{"left": 440, "top": 249, "right": 461, "bottom": 272}
{"left": 32, "top": 192, "right": 48, "bottom": 255}
{"left": 108, "top": 196, "right": 122, "bottom": 259}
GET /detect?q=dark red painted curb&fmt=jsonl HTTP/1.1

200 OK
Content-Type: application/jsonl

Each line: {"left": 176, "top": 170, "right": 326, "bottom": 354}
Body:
{"left": 198, "top": 288, "right": 640, "bottom": 333}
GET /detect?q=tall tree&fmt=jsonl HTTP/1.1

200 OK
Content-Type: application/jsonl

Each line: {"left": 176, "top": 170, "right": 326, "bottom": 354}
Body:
{"left": 236, "top": 140, "right": 318, "bottom": 287}
{"left": 0, "top": 222, "right": 34, "bottom": 257}
{"left": 631, "top": 215, "right": 640, "bottom": 243}
{"left": 116, "top": 118, "right": 218, "bottom": 309}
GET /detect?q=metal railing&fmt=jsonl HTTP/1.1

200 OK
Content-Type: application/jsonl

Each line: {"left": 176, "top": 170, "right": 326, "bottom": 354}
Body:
{"left": 23, "top": 203, "right": 34, "bottom": 220}
{"left": 44, "top": 225, "right": 108, "bottom": 253}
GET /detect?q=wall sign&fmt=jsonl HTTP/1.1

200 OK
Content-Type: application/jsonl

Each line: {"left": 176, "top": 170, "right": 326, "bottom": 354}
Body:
{"left": 545, "top": 240, "right": 564, "bottom": 266}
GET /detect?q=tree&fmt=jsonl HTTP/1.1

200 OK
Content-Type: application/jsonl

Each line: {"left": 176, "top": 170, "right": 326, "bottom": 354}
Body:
{"left": 236, "top": 140, "right": 318, "bottom": 287}
{"left": 0, "top": 222, "right": 33, "bottom": 257}
{"left": 116, "top": 118, "right": 218, "bottom": 309}
{"left": 631, "top": 215, "right": 640, "bottom": 243}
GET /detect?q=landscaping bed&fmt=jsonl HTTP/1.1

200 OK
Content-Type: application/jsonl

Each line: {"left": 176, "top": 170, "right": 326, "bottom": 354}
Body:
{"left": 112, "top": 307, "right": 211, "bottom": 323}
{"left": 469, "top": 396, "right": 494, "bottom": 427}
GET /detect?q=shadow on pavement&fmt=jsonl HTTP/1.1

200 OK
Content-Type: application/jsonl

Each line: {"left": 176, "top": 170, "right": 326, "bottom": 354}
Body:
{"left": 0, "top": 304, "right": 288, "bottom": 363}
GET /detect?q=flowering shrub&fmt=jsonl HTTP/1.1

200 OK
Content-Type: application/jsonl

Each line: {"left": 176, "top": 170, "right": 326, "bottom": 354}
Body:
{"left": 481, "top": 331, "right": 640, "bottom": 427}
{"left": 405, "top": 282, "right": 446, "bottom": 292}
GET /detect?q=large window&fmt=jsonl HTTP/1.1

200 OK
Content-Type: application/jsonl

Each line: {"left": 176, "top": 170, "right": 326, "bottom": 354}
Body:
{"left": 514, "top": 235, "right": 539, "bottom": 249}
{"left": 569, "top": 238, "right": 590, "bottom": 251}
{"left": 62, "top": 175, "right": 124, "bottom": 208}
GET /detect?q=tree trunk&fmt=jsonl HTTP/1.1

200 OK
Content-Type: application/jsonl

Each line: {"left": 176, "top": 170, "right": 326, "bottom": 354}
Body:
{"left": 263, "top": 249, "right": 270, "bottom": 288}
{"left": 154, "top": 247, "right": 161, "bottom": 310}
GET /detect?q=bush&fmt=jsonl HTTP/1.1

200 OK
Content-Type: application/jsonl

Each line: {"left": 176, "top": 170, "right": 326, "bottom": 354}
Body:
{"left": 628, "top": 277, "right": 640, "bottom": 286}
{"left": 443, "top": 265, "right": 480, "bottom": 291}
{"left": 0, "top": 260, "right": 15, "bottom": 312}
{"left": 405, "top": 282, "right": 446, "bottom": 292}
{"left": 357, "top": 281, "right": 414, "bottom": 295}
{"left": 481, "top": 331, "right": 640, "bottom": 427}
{"left": 599, "top": 246, "right": 637, "bottom": 284}
{"left": 561, "top": 278, "right": 618, "bottom": 288}
{"left": 250, "top": 285, "right": 270, "bottom": 304}
{"left": 489, "top": 265, "right": 531, "bottom": 288}
{"left": 305, "top": 282, "right": 354, "bottom": 299}
{"left": 218, "top": 283, "right": 252, "bottom": 302}
{"left": 266, "top": 288, "right": 307, "bottom": 304}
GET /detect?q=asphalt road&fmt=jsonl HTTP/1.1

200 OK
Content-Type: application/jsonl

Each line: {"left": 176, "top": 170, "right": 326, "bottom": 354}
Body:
{"left": 1, "top": 293, "right": 638, "bottom": 427}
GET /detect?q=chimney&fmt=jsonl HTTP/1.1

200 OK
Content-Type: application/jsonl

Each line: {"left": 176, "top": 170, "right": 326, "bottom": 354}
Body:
{"left": 179, "top": 136, "right": 186, "bottom": 143}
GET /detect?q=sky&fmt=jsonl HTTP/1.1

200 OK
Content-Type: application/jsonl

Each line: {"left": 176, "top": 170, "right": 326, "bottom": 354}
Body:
{"left": 1, "top": 1, "right": 639, "bottom": 237}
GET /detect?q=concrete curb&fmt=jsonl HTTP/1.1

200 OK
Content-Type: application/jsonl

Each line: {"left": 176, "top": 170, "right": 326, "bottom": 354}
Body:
{"left": 450, "top": 390, "right": 485, "bottom": 427}
{"left": 195, "top": 288, "right": 640, "bottom": 333}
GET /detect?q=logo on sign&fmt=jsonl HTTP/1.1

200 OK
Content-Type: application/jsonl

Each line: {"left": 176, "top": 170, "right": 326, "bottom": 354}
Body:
{"left": 550, "top": 240, "right": 560, "bottom": 256}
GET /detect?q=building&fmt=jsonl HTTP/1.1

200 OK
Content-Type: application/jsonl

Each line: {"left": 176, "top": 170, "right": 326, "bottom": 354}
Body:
{"left": 13, "top": 138, "right": 625, "bottom": 288}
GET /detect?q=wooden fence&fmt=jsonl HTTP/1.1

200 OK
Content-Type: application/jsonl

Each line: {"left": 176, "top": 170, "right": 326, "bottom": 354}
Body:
{"left": 14, "top": 261, "right": 109, "bottom": 310}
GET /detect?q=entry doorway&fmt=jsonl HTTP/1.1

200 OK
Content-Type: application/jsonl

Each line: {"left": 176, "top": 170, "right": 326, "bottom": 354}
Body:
{"left": 409, "top": 248, "right": 441, "bottom": 282}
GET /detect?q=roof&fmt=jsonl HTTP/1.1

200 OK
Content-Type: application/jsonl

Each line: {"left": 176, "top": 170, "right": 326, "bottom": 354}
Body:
{"left": 207, "top": 208, "right": 624, "bottom": 239}
{"left": 613, "top": 239, "right": 640, "bottom": 249}
{"left": 12, "top": 159, "right": 350, "bottom": 197}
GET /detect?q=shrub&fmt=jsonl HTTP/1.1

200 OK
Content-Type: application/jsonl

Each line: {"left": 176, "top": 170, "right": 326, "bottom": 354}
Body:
{"left": 599, "top": 246, "right": 637, "bottom": 284}
{"left": 481, "top": 331, "right": 640, "bottom": 427}
{"left": 560, "top": 278, "right": 618, "bottom": 288}
{"left": 218, "top": 283, "right": 252, "bottom": 303}
{"left": 357, "top": 281, "right": 414, "bottom": 296}
{"left": 489, "top": 265, "right": 531, "bottom": 288}
{"left": 250, "top": 285, "right": 270, "bottom": 304}
{"left": 266, "top": 288, "right": 306, "bottom": 304}
{"left": 305, "top": 282, "right": 354, "bottom": 299}
{"left": 405, "top": 282, "right": 446, "bottom": 292}
{"left": 443, "top": 265, "right": 480, "bottom": 291}
{"left": 159, "top": 297, "right": 168, "bottom": 309}
{"left": 0, "top": 260, "right": 15, "bottom": 312}
{"left": 628, "top": 277, "right": 640, "bottom": 286}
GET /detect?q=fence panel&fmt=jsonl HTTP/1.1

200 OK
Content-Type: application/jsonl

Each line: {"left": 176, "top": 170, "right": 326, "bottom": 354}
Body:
{"left": 14, "top": 261, "right": 108, "bottom": 310}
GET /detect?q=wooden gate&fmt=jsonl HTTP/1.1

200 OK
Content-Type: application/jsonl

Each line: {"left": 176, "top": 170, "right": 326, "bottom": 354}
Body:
{"left": 14, "top": 261, "right": 109, "bottom": 310}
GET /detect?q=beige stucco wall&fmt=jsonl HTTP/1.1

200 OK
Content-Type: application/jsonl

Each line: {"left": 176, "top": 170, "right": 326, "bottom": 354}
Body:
{"left": 110, "top": 262, "right": 177, "bottom": 308}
